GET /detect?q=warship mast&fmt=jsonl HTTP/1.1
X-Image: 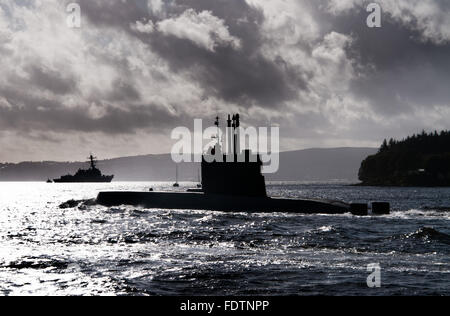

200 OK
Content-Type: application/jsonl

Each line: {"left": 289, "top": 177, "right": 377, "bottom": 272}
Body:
{"left": 88, "top": 154, "right": 98, "bottom": 169}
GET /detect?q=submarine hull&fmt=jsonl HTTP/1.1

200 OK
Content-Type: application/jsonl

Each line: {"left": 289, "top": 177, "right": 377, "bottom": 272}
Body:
{"left": 96, "top": 191, "right": 350, "bottom": 214}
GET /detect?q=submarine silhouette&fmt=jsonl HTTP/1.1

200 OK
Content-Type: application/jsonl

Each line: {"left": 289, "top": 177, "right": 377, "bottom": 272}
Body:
{"left": 96, "top": 115, "right": 387, "bottom": 215}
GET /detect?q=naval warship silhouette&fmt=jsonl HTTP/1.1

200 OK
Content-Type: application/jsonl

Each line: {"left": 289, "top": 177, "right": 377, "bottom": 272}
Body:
{"left": 53, "top": 154, "right": 114, "bottom": 183}
{"left": 96, "top": 115, "right": 389, "bottom": 215}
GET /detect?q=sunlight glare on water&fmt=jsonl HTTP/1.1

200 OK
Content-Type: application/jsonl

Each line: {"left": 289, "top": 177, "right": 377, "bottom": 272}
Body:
{"left": 0, "top": 182, "right": 449, "bottom": 296}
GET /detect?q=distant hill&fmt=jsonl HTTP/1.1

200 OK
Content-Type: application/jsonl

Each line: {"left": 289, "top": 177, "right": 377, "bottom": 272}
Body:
{"left": 359, "top": 131, "right": 450, "bottom": 186}
{"left": 267, "top": 148, "right": 377, "bottom": 182}
{"left": 0, "top": 147, "right": 377, "bottom": 182}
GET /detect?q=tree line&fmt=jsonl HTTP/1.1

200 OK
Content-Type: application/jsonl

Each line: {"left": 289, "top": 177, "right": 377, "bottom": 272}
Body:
{"left": 359, "top": 130, "right": 450, "bottom": 186}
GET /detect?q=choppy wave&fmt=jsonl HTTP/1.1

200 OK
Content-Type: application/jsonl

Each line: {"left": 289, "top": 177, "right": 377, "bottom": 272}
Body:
{"left": 4, "top": 258, "right": 70, "bottom": 271}
{"left": 1, "top": 182, "right": 449, "bottom": 295}
{"left": 404, "top": 227, "right": 450, "bottom": 244}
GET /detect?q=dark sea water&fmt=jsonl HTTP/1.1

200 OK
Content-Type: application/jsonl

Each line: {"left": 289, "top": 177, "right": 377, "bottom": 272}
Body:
{"left": 0, "top": 182, "right": 449, "bottom": 296}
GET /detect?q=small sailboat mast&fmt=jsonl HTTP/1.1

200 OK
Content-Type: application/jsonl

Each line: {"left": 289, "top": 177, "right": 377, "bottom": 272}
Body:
{"left": 173, "top": 164, "right": 180, "bottom": 187}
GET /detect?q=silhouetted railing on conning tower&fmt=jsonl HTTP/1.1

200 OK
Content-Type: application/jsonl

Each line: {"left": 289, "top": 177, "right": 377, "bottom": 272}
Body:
{"left": 201, "top": 114, "right": 267, "bottom": 197}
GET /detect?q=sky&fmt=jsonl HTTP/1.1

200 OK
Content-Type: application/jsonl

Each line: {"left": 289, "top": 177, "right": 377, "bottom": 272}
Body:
{"left": 0, "top": 0, "right": 449, "bottom": 162}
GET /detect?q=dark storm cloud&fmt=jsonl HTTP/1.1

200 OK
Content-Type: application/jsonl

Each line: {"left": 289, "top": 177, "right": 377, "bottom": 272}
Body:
{"left": 147, "top": 34, "right": 299, "bottom": 107}
{"left": 107, "top": 79, "right": 141, "bottom": 102}
{"left": 0, "top": 86, "right": 179, "bottom": 134}
{"left": 155, "top": 1, "right": 303, "bottom": 107}
{"left": 73, "top": 0, "right": 150, "bottom": 28}
{"left": 71, "top": 0, "right": 450, "bottom": 117}
{"left": 78, "top": 0, "right": 304, "bottom": 108}
{"left": 0, "top": 102, "right": 180, "bottom": 134}
{"left": 27, "top": 65, "right": 78, "bottom": 95}
{"left": 316, "top": 5, "right": 450, "bottom": 116}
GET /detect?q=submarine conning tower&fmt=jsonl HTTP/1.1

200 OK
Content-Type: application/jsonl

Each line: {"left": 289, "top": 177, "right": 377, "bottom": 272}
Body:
{"left": 201, "top": 114, "right": 267, "bottom": 197}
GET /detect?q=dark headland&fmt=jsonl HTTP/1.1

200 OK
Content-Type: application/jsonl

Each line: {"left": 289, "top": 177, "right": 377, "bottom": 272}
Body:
{"left": 358, "top": 131, "right": 450, "bottom": 187}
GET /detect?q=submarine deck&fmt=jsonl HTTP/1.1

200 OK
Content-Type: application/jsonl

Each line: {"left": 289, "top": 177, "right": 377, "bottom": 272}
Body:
{"left": 96, "top": 191, "right": 350, "bottom": 214}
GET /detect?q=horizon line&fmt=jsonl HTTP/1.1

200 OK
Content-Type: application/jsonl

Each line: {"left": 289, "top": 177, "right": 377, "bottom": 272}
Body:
{"left": 0, "top": 146, "right": 378, "bottom": 165}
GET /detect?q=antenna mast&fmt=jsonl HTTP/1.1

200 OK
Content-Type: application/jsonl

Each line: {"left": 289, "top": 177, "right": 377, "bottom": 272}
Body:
{"left": 214, "top": 116, "right": 220, "bottom": 148}
{"left": 88, "top": 154, "right": 97, "bottom": 169}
